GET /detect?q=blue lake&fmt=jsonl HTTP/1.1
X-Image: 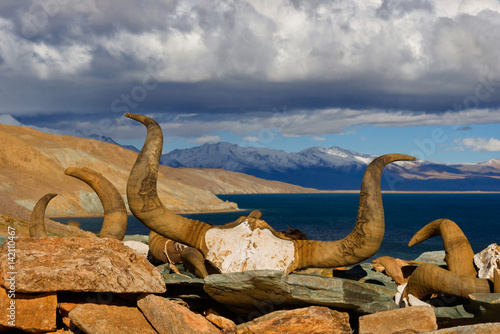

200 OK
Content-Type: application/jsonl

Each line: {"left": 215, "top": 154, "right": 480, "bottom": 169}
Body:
{"left": 56, "top": 193, "right": 500, "bottom": 261}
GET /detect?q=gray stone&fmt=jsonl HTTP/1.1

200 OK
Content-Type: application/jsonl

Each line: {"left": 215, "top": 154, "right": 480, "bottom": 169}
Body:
{"left": 204, "top": 270, "right": 397, "bottom": 316}
{"left": 414, "top": 250, "right": 446, "bottom": 264}
{"left": 123, "top": 234, "right": 149, "bottom": 244}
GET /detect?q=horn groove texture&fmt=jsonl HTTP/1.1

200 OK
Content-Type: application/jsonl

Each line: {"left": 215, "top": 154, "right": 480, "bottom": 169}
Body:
{"left": 65, "top": 167, "right": 127, "bottom": 240}
{"left": 29, "top": 193, "right": 57, "bottom": 237}
{"left": 409, "top": 218, "right": 476, "bottom": 277}
{"left": 125, "top": 113, "right": 212, "bottom": 252}
{"left": 294, "top": 153, "right": 416, "bottom": 269}
{"left": 405, "top": 263, "right": 491, "bottom": 299}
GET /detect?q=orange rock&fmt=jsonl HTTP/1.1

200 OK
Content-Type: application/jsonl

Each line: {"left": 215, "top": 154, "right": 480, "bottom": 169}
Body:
{"left": 69, "top": 303, "right": 157, "bottom": 334}
{"left": 228, "top": 306, "right": 351, "bottom": 334}
{"left": 0, "top": 286, "right": 57, "bottom": 333}
{"left": 425, "top": 322, "right": 500, "bottom": 333}
{"left": 0, "top": 237, "right": 166, "bottom": 293}
{"left": 205, "top": 309, "right": 237, "bottom": 330}
{"left": 359, "top": 306, "right": 437, "bottom": 334}
{"left": 137, "top": 294, "right": 220, "bottom": 334}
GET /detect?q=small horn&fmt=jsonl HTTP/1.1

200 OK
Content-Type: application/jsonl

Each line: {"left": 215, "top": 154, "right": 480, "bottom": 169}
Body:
{"left": 294, "top": 153, "right": 416, "bottom": 268}
{"left": 404, "top": 263, "right": 491, "bottom": 299}
{"left": 65, "top": 167, "right": 127, "bottom": 240}
{"left": 373, "top": 256, "right": 407, "bottom": 285}
{"left": 409, "top": 218, "right": 476, "bottom": 277}
{"left": 29, "top": 193, "right": 57, "bottom": 237}
{"left": 125, "top": 113, "right": 212, "bottom": 252}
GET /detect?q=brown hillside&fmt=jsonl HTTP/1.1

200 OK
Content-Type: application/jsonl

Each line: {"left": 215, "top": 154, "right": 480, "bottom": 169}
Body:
{"left": 0, "top": 124, "right": 315, "bottom": 218}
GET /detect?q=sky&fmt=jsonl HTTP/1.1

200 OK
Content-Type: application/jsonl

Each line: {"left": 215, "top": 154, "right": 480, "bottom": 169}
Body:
{"left": 1, "top": 0, "right": 500, "bottom": 164}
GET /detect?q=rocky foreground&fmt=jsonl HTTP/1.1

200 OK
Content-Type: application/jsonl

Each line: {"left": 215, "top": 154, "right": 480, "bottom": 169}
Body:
{"left": 0, "top": 232, "right": 499, "bottom": 334}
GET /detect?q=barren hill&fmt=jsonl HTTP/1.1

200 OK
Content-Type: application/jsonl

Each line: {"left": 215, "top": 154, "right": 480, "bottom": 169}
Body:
{"left": 0, "top": 124, "right": 315, "bottom": 218}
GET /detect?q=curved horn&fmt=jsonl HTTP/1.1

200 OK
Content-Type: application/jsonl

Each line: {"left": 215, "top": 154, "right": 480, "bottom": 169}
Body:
{"left": 125, "top": 113, "right": 212, "bottom": 251}
{"left": 409, "top": 218, "right": 476, "bottom": 277}
{"left": 65, "top": 167, "right": 127, "bottom": 240}
{"left": 373, "top": 256, "right": 407, "bottom": 285}
{"left": 405, "top": 263, "right": 491, "bottom": 299}
{"left": 148, "top": 230, "right": 183, "bottom": 264}
{"left": 29, "top": 193, "right": 57, "bottom": 237}
{"left": 294, "top": 153, "right": 416, "bottom": 269}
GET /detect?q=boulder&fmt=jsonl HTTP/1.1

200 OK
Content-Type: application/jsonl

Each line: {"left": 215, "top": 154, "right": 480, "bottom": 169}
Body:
{"left": 137, "top": 294, "right": 219, "bottom": 334}
{"left": 0, "top": 286, "right": 57, "bottom": 333}
{"left": 0, "top": 237, "right": 166, "bottom": 293}
{"left": 204, "top": 270, "right": 397, "bottom": 317}
{"left": 69, "top": 303, "right": 157, "bottom": 334}
{"left": 426, "top": 322, "right": 500, "bottom": 333}
{"left": 205, "top": 310, "right": 237, "bottom": 330}
{"left": 358, "top": 306, "right": 437, "bottom": 334}
{"left": 226, "top": 306, "right": 351, "bottom": 334}
{"left": 473, "top": 244, "right": 500, "bottom": 279}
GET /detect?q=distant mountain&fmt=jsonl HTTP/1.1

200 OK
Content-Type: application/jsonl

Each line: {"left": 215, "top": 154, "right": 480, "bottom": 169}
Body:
{"left": 0, "top": 114, "right": 139, "bottom": 152}
{"left": 161, "top": 143, "right": 500, "bottom": 191}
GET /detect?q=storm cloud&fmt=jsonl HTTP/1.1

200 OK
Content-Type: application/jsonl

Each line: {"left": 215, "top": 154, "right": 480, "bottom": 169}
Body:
{"left": 1, "top": 0, "right": 500, "bottom": 138}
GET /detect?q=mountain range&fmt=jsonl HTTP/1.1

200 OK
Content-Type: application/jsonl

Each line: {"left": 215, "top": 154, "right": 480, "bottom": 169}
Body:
{"left": 161, "top": 143, "right": 500, "bottom": 191}
{"left": 2, "top": 114, "right": 499, "bottom": 192}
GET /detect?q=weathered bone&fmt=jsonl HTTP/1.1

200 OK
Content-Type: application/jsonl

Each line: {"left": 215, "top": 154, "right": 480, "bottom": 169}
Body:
{"left": 125, "top": 113, "right": 416, "bottom": 274}
{"left": 404, "top": 263, "right": 491, "bottom": 299}
{"left": 409, "top": 218, "right": 476, "bottom": 277}
{"left": 29, "top": 193, "right": 57, "bottom": 237}
{"left": 65, "top": 167, "right": 127, "bottom": 240}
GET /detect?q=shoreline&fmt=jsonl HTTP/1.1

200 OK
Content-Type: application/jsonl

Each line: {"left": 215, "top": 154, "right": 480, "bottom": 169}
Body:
{"left": 49, "top": 190, "right": 500, "bottom": 219}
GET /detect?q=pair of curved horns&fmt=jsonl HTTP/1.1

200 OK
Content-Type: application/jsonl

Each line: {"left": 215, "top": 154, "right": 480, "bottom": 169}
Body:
{"left": 405, "top": 218, "right": 491, "bottom": 299}
{"left": 29, "top": 168, "right": 128, "bottom": 240}
{"left": 125, "top": 112, "right": 417, "bottom": 271}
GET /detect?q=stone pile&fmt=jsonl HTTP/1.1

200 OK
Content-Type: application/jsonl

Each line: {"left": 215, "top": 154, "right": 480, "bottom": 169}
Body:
{"left": 1, "top": 237, "right": 499, "bottom": 333}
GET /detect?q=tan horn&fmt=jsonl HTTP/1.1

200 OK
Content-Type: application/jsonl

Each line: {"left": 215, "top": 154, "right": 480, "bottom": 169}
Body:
{"left": 65, "top": 167, "right": 127, "bottom": 240}
{"left": 373, "top": 256, "right": 407, "bottom": 285}
{"left": 409, "top": 218, "right": 476, "bottom": 277}
{"left": 294, "top": 153, "right": 416, "bottom": 268}
{"left": 404, "top": 263, "right": 491, "bottom": 300}
{"left": 29, "top": 193, "right": 57, "bottom": 237}
{"left": 125, "top": 113, "right": 212, "bottom": 251}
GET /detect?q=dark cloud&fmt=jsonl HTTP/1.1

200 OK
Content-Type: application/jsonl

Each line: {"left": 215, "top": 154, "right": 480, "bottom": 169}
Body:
{"left": 1, "top": 0, "right": 500, "bottom": 138}
{"left": 457, "top": 126, "right": 473, "bottom": 131}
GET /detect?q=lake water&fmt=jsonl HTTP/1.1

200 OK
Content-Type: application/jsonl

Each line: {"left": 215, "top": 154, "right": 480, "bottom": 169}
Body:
{"left": 56, "top": 193, "right": 500, "bottom": 261}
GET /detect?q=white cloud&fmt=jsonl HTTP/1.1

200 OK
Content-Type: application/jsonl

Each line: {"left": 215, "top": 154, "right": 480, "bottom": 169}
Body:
{"left": 312, "top": 136, "right": 325, "bottom": 141}
{"left": 461, "top": 137, "right": 500, "bottom": 151}
{"left": 243, "top": 136, "right": 259, "bottom": 142}
{"left": 189, "top": 135, "right": 222, "bottom": 144}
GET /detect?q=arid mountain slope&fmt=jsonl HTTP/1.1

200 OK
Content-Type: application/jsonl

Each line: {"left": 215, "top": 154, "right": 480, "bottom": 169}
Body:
{"left": 0, "top": 124, "right": 315, "bottom": 217}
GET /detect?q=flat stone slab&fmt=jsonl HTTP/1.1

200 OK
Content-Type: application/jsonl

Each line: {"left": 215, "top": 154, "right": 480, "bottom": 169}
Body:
{"left": 426, "top": 322, "right": 500, "bottom": 333}
{"left": 204, "top": 270, "right": 397, "bottom": 315}
{"left": 358, "top": 306, "right": 437, "bottom": 334}
{"left": 69, "top": 303, "right": 157, "bottom": 334}
{"left": 0, "top": 286, "right": 57, "bottom": 333}
{"left": 0, "top": 237, "right": 166, "bottom": 293}
{"left": 137, "top": 294, "right": 219, "bottom": 334}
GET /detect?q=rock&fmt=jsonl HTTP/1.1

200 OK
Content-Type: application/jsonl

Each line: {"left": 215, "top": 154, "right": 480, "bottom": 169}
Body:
{"left": 123, "top": 240, "right": 150, "bottom": 257}
{"left": 0, "top": 237, "right": 166, "bottom": 293}
{"left": 473, "top": 243, "right": 500, "bottom": 279}
{"left": 358, "top": 306, "right": 438, "bottom": 334}
{"left": 204, "top": 270, "right": 397, "bottom": 317}
{"left": 137, "top": 294, "right": 219, "bottom": 334}
{"left": 0, "top": 286, "right": 57, "bottom": 333}
{"left": 205, "top": 310, "right": 237, "bottom": 330}
{"left": 123, "top": 234, "right": 149, "bottom": 244}
{"left": 414, "top": 250, "right": 446, "bottom": 264}
{"left": 226, "top": 306, "right": 351, "bottom": 334}
{"left": 425, "top": 322, "right": 500, "bottom": 333}
{"left": 69, "top": 303, "right": 157, "bottom": 334}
